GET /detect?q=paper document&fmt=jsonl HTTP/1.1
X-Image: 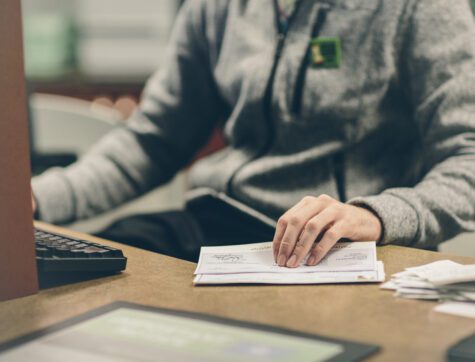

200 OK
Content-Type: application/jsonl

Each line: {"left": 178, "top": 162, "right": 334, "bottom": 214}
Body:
{"left": 195, "top": 241, "right": 377, "bottom": 275}
{"left": 424, "top": 265, "right": 475, "bottom": 286}
{"left": 434, "top": 302, "right": 475, "bottom": 319}
{"left": 194, "top": 261, "right": 385, "bottom": 285}
{"left": 381, "top": 259, "right": 475, "bottom": 309}
{"left": 194, "top": 241, "right": 383, "bottom": 286}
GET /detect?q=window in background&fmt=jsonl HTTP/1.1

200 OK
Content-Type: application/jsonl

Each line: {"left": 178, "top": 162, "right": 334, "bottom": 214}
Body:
{"left": 22, "top": 0, "right": 180, "bottom": 119}
{"left": 22, "top": 0, "right": 179, "bottom": 80}
{"left": 76, "top": 0, "right": 178, "bottom": 79}
{"left": 22, "top": 0, "right": 76, "bottom": 79}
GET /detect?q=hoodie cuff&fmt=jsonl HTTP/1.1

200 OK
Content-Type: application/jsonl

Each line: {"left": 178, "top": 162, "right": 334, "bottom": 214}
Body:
{"left": 31, "top": 168, "right": 76, "bottom": 225}
{"left": 348, "top": 193, "right": 419, "bottom": 246}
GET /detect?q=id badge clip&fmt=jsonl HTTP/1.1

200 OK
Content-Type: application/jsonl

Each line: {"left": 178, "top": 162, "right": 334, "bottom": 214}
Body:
{"left": 310, "top": 37, "right": 341, "bottom": 68}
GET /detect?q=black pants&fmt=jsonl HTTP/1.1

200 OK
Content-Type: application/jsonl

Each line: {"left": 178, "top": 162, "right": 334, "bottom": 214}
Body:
{"left": 96, "top": 202, "right": 275, "bottom": 263}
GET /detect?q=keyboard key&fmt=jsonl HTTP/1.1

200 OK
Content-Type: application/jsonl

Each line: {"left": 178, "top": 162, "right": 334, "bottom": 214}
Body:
{"left": 54, "top": 246, "right": 73, "bottom": 257}
{"left": 70, "top": 249, "right": 86, "bottom": 258}
{"left": 46, "top": 236, "right": 62, "bottom": 241}
{"left": 102, "top": 247, "right": 123, "bottom": 257}
{"left": 82, "top": 246, "right": 107, "bottom": 257}
{"left": 36, "top": 247, "right": 52, "bottom": 258}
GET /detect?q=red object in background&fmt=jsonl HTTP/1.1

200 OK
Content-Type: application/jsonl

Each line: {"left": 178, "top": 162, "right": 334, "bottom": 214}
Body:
{"left": 192, "top": 127, "right": 226, "bottom": 164}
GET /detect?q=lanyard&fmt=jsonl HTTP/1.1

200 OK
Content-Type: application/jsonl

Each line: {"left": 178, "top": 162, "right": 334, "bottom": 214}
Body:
{"left": 273, "top": 0, "right": 302, "bottom": 35}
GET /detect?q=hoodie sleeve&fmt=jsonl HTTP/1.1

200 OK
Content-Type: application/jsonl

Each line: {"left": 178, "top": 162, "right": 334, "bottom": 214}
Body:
{"left": 349, "top": 0, "right": 475, "bottom": 248}
{"left": 32, "top": 0, "right": 227, "bottom": 224}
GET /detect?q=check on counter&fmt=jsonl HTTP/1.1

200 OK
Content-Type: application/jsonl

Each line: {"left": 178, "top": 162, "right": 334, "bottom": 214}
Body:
{"left": 194, "top": 241, "right": 385, "bottom": 285}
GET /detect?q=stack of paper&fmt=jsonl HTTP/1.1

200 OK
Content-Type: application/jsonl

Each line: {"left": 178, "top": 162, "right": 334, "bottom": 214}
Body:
{"left": 381, "top": 260, "right": 475, "bottom": 318}
{"left": 194, "top": 241, "right": 385, "bottom": 285}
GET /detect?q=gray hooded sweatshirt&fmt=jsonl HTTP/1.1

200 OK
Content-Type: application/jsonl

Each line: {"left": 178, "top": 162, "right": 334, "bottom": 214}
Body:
{"left": 33, "top": 0, "right": 475, "bottom": 249}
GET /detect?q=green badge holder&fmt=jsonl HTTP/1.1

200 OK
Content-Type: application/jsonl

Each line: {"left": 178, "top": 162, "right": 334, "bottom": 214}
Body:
{"left": 310, "top": 37, "right": 341, "bottom": 68}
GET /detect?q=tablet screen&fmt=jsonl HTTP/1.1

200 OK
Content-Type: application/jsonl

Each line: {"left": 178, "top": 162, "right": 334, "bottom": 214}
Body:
{"left": 0, "top": 302, "right": 378, "bottom": 362}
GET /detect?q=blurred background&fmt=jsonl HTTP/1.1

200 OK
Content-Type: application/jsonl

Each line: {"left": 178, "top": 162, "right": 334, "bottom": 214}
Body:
{"left": 23, "top": 0, "right": 187, "bottom": 235}
{"left": 22, "top": 0, "right": 224, "bottom": 236}
{"left": 23, "top": 0, "right": 180, "bottom": 118}
{"left": 22, "top": 0, "right": 475, "bottom": 256}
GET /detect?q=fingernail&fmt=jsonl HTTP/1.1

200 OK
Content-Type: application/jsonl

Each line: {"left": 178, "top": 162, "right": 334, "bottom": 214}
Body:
{"left": 287, "top": 255, "right": 297, "bottom": 267}
{"left": 277, "top": 255, "right": 287, "bottom": 266}
{"left": 307, "top": 256, "right": 317, "bottom": 265}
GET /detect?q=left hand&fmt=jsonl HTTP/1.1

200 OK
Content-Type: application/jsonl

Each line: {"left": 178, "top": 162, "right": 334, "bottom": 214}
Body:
{"left": 272, "top": 194, "right": 382, "bottom": 268}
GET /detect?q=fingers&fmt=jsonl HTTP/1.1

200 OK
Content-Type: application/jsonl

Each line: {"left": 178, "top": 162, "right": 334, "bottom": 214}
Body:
{"left": 277, "top": 220, "right": 302, "bottom": 266}
{"left": 273, "top": 198, "right": 314, "bottom": 261}
{"left": 272, "top": 218, "right": 286, "bottom": 261}
{"left": 306, "top": 224, "right": 345, "bottom": 266}
{"left": 273, "top": 195, "right": 333, "bottom": 266}
{"left": 273, "top": 195, "right": 383, "bottom": 269}
{"left": 286, "top": 206, "right": 339, "bottom": 268}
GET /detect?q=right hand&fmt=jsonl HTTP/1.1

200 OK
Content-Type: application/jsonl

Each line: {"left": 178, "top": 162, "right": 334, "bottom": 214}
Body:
{"left": 272, "top": 194, "right": 382, "bottom": 268}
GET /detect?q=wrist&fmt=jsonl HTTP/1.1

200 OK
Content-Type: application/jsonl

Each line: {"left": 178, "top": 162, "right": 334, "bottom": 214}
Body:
{"left": 354, "top": 204, "right": 384, "bottom": 242}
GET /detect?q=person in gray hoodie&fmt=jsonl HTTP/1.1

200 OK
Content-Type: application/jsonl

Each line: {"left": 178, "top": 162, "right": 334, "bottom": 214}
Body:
{"left": 32, "top": 0, "right": 475, "bottom": 266}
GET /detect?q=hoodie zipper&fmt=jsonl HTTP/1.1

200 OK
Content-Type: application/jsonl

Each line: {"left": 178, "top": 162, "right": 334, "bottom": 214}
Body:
{"left": 226, "top": 0, "right": 302, "bottom": 197}
{"left": 291, "top": 5, "right": 329, "bottom": 116}
{"left": 289, "top": 5, "right": 346, "bottom": 202}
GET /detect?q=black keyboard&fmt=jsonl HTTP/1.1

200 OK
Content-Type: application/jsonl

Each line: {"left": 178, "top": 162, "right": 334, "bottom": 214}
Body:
{"left": 35, "top": 228, "right": 127, "bottom": 274}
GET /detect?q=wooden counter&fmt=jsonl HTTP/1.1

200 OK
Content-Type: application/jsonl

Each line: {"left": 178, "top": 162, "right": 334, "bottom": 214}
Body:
{"left": 1, "top": 222, "right": 474, "bottom": 361}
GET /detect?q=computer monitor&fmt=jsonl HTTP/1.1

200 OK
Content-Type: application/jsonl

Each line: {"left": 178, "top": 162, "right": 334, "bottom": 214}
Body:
{"left": 0, "top": 0, "right": 39, "bottom": 300}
